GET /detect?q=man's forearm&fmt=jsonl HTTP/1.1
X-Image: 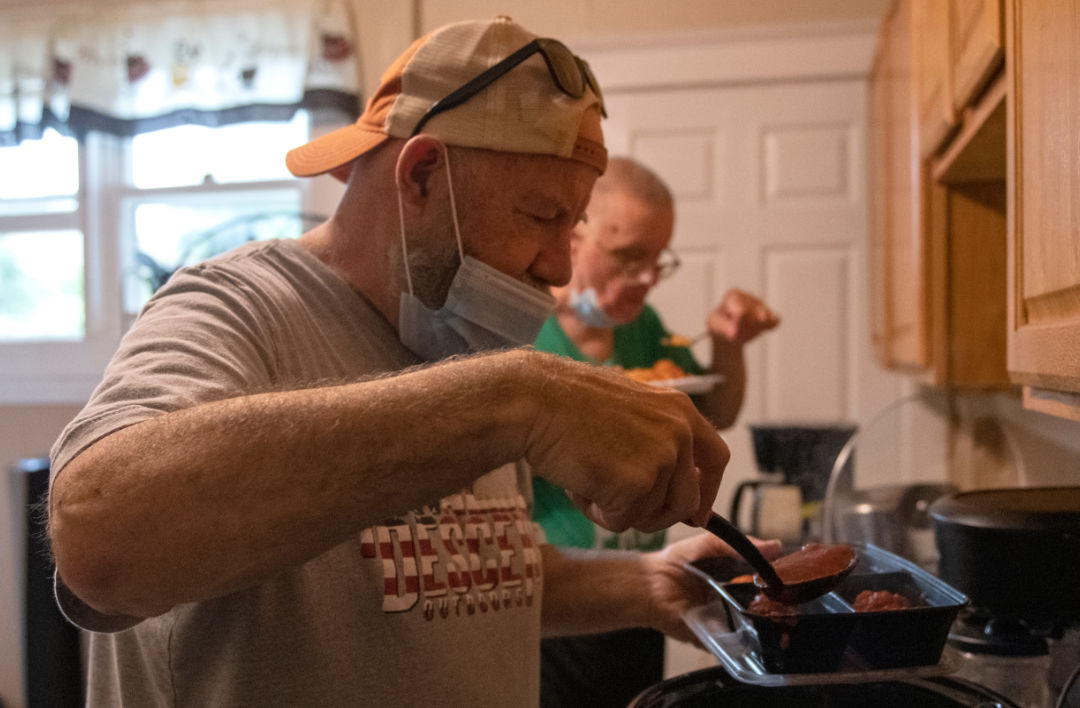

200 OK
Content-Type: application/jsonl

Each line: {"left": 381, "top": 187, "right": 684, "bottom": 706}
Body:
{"left": 50, "top": 351, "right": 537, "bottom": 618}
{"left": 539, "top": 544, "right": 653, "bottom": 637}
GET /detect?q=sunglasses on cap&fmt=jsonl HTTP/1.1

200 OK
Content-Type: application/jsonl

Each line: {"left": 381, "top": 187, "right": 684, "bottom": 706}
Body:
{"left": 411, "top": 37, "right": 607, "bottom": 137}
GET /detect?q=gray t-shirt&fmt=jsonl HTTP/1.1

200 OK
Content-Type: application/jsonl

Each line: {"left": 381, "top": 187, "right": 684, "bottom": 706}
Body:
{"left": 51, "top": 239, "right": 544, "bottom": 707}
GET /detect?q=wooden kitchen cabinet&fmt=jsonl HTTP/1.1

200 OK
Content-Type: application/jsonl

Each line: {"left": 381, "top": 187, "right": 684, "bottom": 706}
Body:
{"left": 869, "top": 0, "right": 1010, "bottom": 387}
{"left": 949, "top": 0, "right": 1004, "bottom": 111}
{"left": 871, "top": 0, "right": 1080, "bottom": 418}
{"left": 913, "top": 0, "right": 1004, "bottom": 158}
{"left": 868, "top": 0, "right": 929, "bottom": 373}
{"left": 913, "top": 0, "right": 956, "bottom": 157}
{"left": 928, "top": 177, "right": 1008, "bottom": 388}
{"left": 1006, "top": 0, "right": 1080, "bottom": 419}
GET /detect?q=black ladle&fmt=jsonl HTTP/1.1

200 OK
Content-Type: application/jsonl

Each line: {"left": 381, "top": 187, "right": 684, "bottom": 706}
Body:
{"left": 699, "top": 512, "right": 857, "bottom": 605}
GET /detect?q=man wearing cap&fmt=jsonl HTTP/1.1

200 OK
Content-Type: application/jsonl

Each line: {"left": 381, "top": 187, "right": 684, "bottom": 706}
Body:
{"left": 533, "top": 156, "right": 780, "bottom": 707}
{"left": 48, "top": 17, "right": 773, "bottom": 705}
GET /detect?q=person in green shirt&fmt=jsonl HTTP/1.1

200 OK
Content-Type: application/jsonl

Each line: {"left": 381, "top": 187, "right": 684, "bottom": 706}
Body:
{"left": 533, "top": 156, "right": 779, "bottom": 707}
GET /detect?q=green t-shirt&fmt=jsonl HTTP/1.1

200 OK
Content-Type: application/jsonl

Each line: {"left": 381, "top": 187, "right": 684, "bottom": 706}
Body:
{"left": 531, "top": 304, "right": 704, "bottom": 550}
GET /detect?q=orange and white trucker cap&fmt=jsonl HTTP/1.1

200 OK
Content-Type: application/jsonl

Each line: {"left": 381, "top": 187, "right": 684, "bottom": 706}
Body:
{"left": 286, "top": 16, "right": 607, "bottom": 181}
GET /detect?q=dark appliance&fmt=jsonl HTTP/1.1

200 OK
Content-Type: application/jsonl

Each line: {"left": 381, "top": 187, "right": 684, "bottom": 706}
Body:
{"left": 930, "top": 486, "right": 1080, "bottom": 707}
{"left": 628, "top": 665, "right": 1019, "bottom": 707}
{"left": 747, "top": 423, "right": 858, "bottom": 504}
{"left": 13, "top": 456, "right": 82, "bottom": 707}
{"left": 733, "top": 423, "right": 856, "bottom": 541}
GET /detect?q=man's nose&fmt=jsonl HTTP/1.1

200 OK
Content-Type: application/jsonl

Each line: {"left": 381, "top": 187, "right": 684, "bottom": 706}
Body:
{"left": 530, "top": 230, "right": 574, "bottom": 286}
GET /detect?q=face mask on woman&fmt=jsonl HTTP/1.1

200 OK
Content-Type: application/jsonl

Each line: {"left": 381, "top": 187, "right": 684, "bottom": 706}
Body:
{"left": 395, "top": 149, "right": 556, "bottom": 362}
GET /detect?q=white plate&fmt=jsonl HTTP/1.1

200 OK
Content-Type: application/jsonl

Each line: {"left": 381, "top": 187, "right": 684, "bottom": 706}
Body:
{"left": 648, "top": 374, "right": 725, "bottom": 394}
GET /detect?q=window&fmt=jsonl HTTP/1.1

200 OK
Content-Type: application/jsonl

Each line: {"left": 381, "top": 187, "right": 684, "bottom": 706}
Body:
{"left": 122, "top": 112, "right": 313, "bottom": 318}
{"left": 0, "top": 112, "right": 323, "bottom": 403}
{"left": 0, "top": 129, "right": 80, "bottom": 202}
{"left": 0, "top": 129, "right": 83, "bottom": 344}
{"left": 0, "top": 229, "right": 84, "bottom": 341}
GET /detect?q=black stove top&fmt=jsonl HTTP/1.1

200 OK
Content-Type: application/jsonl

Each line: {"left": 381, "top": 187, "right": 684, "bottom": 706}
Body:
{"left": 948, "top": 606, "right": 1051, "bottom": 657}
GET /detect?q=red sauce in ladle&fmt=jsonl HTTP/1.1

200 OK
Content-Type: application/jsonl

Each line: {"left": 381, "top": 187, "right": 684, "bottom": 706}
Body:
{"left": 768, "top": 542, "right": 856, "bottom": 585}
{"left": 743, "top": 543, "right": 857, "bottom": 615}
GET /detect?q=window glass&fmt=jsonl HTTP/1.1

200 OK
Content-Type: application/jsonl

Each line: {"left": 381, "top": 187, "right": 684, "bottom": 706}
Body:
{"left": 126, "top": 191, "right": 305, "bottom": 312}
{"left": 130, "top": 112, "right": 309, "bottom": 189}
{"left": 0, "top": 230, "right": 84, "bottom": 341}
{"left": 0, "top": 129, "right": 79, "bottom": 199}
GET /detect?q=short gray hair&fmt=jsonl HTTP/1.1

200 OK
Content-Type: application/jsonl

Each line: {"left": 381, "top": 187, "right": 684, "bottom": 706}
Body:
{"left": 593, "top": 156, "right": 673, "bottom": 210}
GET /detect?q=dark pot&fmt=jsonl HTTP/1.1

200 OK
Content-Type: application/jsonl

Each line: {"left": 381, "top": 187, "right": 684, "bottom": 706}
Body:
{"left": 929, "top": 487, "right": 1080, "bottom": 625}
{"left": 628, "top": 665, "right": 1019, "bottom": 707}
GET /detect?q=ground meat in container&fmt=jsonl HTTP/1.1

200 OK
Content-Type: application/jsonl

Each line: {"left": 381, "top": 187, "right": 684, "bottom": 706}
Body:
{"left": 853, "top": 589, "right": 911, "bottom": 612}
{"left": 747, "top": 593, "right": 799, "bottom": 618}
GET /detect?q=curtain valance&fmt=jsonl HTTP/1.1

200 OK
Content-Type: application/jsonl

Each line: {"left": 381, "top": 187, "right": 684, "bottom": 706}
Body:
{"left": 0, "top": 0, "right": 360, "bottom": 145}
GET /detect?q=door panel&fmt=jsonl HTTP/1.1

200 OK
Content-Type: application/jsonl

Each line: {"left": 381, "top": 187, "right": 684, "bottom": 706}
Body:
{"left": 1008, "top": 0, "right": 1080, "bottom": 392}
{"left": 764, "top": 247, "right": 852, "bottom": 419}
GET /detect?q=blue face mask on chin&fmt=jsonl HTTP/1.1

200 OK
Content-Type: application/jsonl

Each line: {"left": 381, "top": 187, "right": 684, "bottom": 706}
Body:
{"left": 396, "top": 151, "right": 555, "bottom": 362}
{"left": 568, "top": 286, "right": 618, "bottom": 330}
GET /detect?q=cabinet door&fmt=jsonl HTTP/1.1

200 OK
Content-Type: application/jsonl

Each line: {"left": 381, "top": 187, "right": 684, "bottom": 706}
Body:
{"left": 949, "top": 0, "right": 1004, "bottom": 112}
{"left": 869, "top": 0, "right": 929, "bottom": 371}
{"left": 868, "top": 48, "right": 891, "bottom": 366}
{"left": 913, "top": 0, "right": 957, "bottom": 157}
{"left": 1007, "top": 0, "right": 1080, "bottom": 397}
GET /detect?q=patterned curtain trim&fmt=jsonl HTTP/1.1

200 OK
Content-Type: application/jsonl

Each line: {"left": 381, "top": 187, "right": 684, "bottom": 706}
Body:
{"left": 0, "top": 109, "right": 66, "bottom": 147}
{"left": 0, "top": 0, "right": 360, "bottom": 145}
{"left": 65, "top": 88, "right": 359, "bottom": 138}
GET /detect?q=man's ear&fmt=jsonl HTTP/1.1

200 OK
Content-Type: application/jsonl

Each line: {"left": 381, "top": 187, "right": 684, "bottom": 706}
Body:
{"left": 395, "top": 135, "right": 447, "bottom": 210}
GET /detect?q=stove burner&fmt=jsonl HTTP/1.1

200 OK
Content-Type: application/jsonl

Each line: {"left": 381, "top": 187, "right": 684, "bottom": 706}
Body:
{"left": 949, "top": 607, "right": 1049, "bottom": 657}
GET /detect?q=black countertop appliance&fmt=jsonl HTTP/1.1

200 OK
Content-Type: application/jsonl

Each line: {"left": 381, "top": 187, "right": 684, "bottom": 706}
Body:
{"left": 735, "top": 423, "right": 857, "bottom": 541}
{"left": 628, "top": 665, "right": 1019, "bottom": 707}
{"left": 747, "top": 423, "right": 857, "bottom": 505}
{"left": 930, "top": 486, "right": 1080, "bottom": 707}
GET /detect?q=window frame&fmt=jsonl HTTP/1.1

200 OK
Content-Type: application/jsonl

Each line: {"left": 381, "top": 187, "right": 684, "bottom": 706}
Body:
{"left": 0, "top": 126, "right": 317, "bottom": 404}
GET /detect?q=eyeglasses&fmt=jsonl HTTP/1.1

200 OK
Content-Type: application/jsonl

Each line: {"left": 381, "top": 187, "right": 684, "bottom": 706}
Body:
{"left": 410, "top": 37, "right": 606, "bottom": 137}
{"left": 599, "top": 244, "right": 682, "bottom": 281}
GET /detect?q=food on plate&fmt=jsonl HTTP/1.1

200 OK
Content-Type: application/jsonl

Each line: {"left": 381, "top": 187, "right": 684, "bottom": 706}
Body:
{"left": 624, "top": 358, "right": 686, "bottom": 382}
{"left": 730, "top": 574, "right": 755, "bottom": 585}
{"left": 660, "top": 333, "right": 694, "bottom": 348}
{"left": 853, "top": 589, "right": 911, "bottom": 612}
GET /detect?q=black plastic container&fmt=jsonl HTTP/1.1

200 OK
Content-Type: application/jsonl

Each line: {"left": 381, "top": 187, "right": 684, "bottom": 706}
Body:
{"left": 718, "top": 582, "right": 858, "bottom": 673}
{"left": 834, "top": 571, "right": 958, "bottom": 668}
{"left": 707, "top": 543, "right": 968, "bottom": 675}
